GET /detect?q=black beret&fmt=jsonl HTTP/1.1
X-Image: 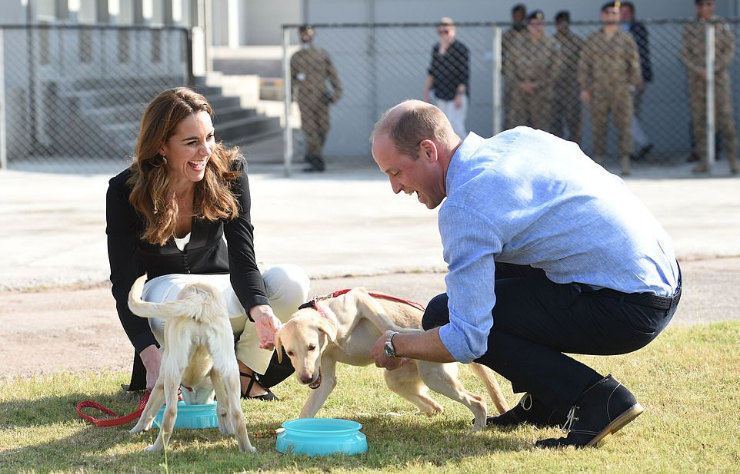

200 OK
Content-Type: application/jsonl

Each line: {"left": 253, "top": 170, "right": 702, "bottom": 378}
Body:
{"left": 602, "top": 1, "right": 621, "bottom": 11}
{"left": 555, "top": 10, "right": 570, "bottom": 22}
{"left": 528, "top": 10, "right": 544, "bottom": 21}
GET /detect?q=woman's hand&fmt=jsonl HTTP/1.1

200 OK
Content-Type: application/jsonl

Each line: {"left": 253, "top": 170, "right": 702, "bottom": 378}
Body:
{"left": 139, "top": 344, "right": 162, "bottom": 390}
{"left": 249, "top": 304, "right": 282, "bottom": 350}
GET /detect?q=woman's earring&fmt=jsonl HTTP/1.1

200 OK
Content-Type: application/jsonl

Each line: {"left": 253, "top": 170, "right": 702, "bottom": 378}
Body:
{"left": 161, "top": 154, "right": 167, "bottom": 164}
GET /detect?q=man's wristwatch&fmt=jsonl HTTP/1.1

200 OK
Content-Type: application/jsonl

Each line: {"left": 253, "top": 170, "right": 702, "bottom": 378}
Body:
{"left": 384, "top": 331, "right": 399, "bottom": 358}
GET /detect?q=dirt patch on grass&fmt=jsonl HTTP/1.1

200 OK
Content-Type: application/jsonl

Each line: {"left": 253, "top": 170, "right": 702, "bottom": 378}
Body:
{"left": 2, "top": 259, "right": 738, "bottom": 382}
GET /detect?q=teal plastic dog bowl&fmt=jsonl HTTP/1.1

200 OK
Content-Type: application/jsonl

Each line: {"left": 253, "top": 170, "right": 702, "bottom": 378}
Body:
{"left": 276, "top": 418, "right": 367, "bottom": 456}
{"left": 153, "top": 400, "right": 218, "bottom": 429}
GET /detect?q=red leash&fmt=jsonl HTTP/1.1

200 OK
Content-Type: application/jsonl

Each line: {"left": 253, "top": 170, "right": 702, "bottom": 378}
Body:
{"left": 327, "top": 288, "right": 426, "bottom": 312}
{"left": 76, "top": 390, "right": 150, "bottom": 427}
{"left": 305, "top": 289, "right": 426, "bottom": 315}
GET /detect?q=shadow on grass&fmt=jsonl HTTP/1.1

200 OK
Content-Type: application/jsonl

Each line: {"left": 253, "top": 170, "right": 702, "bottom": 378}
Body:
{"left": 1, "top": 386, "right": 533, "bottom": 471}
{"left": 1, "top": 389, "right": 146, "bottom": 428}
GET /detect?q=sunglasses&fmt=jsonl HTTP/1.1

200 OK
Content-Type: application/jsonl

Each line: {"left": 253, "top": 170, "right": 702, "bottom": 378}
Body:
{"left": 438, "top": 29, "right": 451, "bottom": 35}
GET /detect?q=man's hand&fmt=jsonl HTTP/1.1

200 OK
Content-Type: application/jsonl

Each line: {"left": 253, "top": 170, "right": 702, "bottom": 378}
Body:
{"left": 370, "top": 330, "right": 408, "bottom": 371}
{"left": 139, "top": 344, "right": 162, "bottom": 390}
{"left": 519, "top": 81, "right": 536, "bottom": 94}
{"left": 250, "top": 304, "right": 282, "bottom": 350}
{"left": 454, "top": 94, "right": 463, "bottom": 109}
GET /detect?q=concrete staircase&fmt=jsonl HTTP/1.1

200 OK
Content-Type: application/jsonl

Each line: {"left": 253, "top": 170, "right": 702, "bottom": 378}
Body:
{"left": 41, "top": 75, "right": 282, "bottom": 161}
{"left": 192, "top": 76, "right": 282, "bottom": 150}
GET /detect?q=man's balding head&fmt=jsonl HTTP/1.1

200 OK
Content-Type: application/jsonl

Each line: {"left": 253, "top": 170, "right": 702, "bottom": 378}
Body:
{"left": 371, "top": 100, "right": 459, "bottom": 159}
{"left": 370, "top": 100, "right": 459, "bottom": 209}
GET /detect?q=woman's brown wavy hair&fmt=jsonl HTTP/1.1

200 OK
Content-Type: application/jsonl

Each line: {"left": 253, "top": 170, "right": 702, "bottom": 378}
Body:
{"left": 127, "top": 87, "right": 241, "bottom": 246}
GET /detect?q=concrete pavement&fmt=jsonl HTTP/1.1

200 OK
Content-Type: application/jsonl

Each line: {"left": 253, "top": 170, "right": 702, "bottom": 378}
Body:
{"left": 1, "top": 145, "right": 739, "bottom": 291}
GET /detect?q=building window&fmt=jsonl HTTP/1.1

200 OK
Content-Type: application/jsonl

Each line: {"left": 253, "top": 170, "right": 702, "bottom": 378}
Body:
{"left": 79, "top": 28, "right": 93, "bottom": 63}
{"left": 152, "top": 29, "right": 161, "bottom": 62}
{"left": 39, "top": 27, "right": 51, "bottom": 65}
{"left": 118, "top": 29, "right": 130, "bottom": 63}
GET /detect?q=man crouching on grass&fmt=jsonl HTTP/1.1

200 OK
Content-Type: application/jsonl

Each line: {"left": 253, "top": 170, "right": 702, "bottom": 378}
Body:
{"left": 368, "top": 100, "right": 681, "bottom": 448}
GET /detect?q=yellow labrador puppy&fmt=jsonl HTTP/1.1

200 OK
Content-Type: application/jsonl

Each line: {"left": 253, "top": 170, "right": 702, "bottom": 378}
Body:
{"left": 127, "top": 275, "right": 255, "bottom": 453}
{"left": 275, "top": 288, "right": 509, "bottom": 431}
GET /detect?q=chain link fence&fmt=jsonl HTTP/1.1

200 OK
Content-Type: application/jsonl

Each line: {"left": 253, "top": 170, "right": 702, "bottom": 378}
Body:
{"left": 283, "top": 19, "right": 740, "bottom": 172}
{"left": 3, "top": 20, "right": 740, "bottom": 174}
{"left": 0, "top": 25, "right": 191, "bottom": 173}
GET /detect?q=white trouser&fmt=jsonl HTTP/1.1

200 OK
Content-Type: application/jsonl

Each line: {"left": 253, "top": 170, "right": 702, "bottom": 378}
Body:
{"left": 631, "top": 89, "right": 650, "bottom": 151}
{"left": 142, "top": 264, "right": 310, "bottom": 375}
{"left": 631, "top": 115, "right": 650, "bottom": 151}
{"left": 436, "top": 94, "right": 468, "bottom": 139}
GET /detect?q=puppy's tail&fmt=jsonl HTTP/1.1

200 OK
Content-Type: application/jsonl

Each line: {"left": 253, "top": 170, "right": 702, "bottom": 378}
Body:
{"left": 127, "top": 274, "right": 205, "bottom": 320}
{"left": 470, "top": 362, "right": 509, "bottom": 414}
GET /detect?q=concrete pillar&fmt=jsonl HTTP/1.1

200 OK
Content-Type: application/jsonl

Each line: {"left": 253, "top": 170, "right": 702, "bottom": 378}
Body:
{"left": 162, "top": 0, "right": 173, "bottom": 26}
{"left": 60, "top": 0, "right": 73, "bottom": 21}
{"left": 97, "top": 0, "right": 115, "bottom": 23}
{"left": 169, "top": 0, "right": 184, "bottom": 25}
{"left": 227, "top": 0, "right": 239, "bottom": 47}
{"left": 190, "top": 0, "right": 210, "bottom": 75}
{"left": 134, "top": 0, "right": 153, "bottom": 25}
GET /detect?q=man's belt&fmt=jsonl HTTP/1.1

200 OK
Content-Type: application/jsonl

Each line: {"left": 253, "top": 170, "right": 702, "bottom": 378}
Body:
{"left": 595, "top": 287, "right": 678, "bottom": 310}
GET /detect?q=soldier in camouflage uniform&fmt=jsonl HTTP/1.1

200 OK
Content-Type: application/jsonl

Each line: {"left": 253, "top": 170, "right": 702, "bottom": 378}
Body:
{"left": 502, "top": 4, "right": 528, "bottom": 129}
{"left": 680, "top": 0, "right": 739, "bottom": 174}
{"left": 507, "top": 10, "right": 562, "bottom": 131}
{"left": 551, "top": 10, "right": 585, "bottom": 143}
{"left": 578, "top": 2, "right": 642, "bottom": 175}
{"left": 290, "top": 25, "right": 343, "bottom": 172}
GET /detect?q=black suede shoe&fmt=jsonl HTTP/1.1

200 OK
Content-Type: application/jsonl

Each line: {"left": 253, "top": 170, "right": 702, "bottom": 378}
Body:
{"left": 302, "top": 156, "right": 326, "bottom": 172}
{"left": 485, "top": 393, "right": 566, "bottom": 428}
{"left": 535, "top": 375, "right": 643, "bottom": 449}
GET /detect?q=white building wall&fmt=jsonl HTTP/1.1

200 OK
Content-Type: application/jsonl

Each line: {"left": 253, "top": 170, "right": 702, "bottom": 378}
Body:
{"left": 303, "top": 0, "right": 736, "bottom": 25}
{"left": 243, "top": 0, "right": 300, "bottom": 46}
{"left": 2, "top": 1, "right": 738, "bottom": 42}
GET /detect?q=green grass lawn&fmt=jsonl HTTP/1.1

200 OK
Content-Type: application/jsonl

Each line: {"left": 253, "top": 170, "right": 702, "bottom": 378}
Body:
{"left": 1, "top": 321, "right": 738, "bottom": 473}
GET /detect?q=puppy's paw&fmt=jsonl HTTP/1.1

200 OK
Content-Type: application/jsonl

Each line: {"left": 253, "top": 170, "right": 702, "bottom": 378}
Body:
{"left": 144, "top": 443, "right": 163, "bottom": 452}
{"left": 129, "top": 424, "right": 146, "bottom": 434}
{"left": 471, "top": 420, "right": 485, "bottom": 431}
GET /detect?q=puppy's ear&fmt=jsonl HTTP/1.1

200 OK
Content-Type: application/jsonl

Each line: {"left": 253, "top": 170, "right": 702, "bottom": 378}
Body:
{"left": 315, "top": 317, "right": 338, "bottom": 344}
{"left": 274, "top": 330, "right": 284, "bottom": 363}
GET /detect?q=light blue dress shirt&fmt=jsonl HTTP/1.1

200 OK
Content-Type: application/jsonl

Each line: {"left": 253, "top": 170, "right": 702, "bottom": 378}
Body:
{"left": 437, "top": 128, "right": 679, "bottom": 363}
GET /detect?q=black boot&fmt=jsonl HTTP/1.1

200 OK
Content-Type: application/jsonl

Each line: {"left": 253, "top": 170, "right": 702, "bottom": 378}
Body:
{"left": 535, "top": 374, "right": 643, "bottom": 449}
{"left": 302, "top": 155, "right": 326, "bottom": 172}
{"left": 485, "top": 393, "right": 566, "bottom": 428}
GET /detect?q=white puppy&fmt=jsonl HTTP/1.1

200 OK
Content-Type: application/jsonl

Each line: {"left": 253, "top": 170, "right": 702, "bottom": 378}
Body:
{"left": 275, "top": 288, "right": 509, "bottom": 431}
{"left": 127, "top": 275, "right": 255, "bottom": 453}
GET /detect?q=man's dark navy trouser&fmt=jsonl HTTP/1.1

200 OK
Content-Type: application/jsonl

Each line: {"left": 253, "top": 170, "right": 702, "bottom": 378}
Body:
{"left": 422, "top": 263, "right": 681, "bottom": 414}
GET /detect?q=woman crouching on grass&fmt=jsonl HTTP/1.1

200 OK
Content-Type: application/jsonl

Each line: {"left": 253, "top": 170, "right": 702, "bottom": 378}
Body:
{"left": 106, "top": 87, "right": 308, "bottom": 400}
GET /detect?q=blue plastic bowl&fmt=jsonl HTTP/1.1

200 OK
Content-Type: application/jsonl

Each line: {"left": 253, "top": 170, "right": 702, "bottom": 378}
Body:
{"left": 153, "top": 400, "right": 218, "bottom": 429}
{"left": 276, "top": 418, "right": 367, "bottom": 456}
